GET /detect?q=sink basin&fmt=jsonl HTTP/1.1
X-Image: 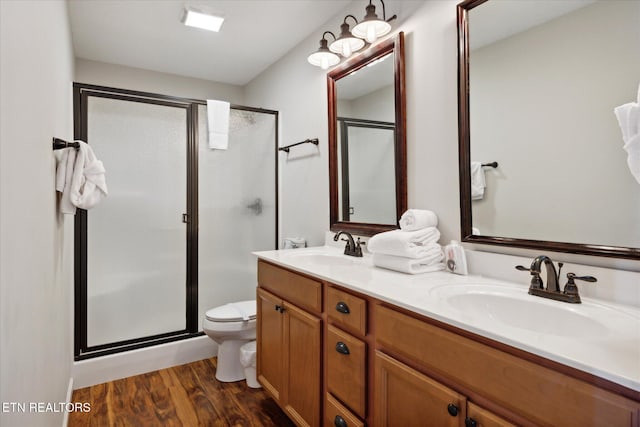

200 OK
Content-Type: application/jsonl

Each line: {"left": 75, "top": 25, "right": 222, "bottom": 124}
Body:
{"left": 430, "top": 284, "right": 614, "bottom": 337}
{"left": 281, "top": 249, "right": 359, "bottom": 266}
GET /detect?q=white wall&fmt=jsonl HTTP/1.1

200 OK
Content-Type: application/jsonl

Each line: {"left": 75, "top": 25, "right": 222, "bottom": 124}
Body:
{"left": 0, "top": 1, "right": 75, "bottom": 426}
{"left": 75, "top": 58, "right": 244, "bottom": 104}
{"left": 246, "top": 0, "right": 639, "bottom": 272}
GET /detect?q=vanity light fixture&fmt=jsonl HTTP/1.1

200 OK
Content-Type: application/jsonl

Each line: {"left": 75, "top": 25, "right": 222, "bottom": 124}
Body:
{"left": 182, "top": 6, "right": 224, "bottom": 32}
{"left": 352, "top": 0, "right": 396, "bottom": 43}
{"left": 307, "top": 31, "right": 341, "bottom": 70}
{"left": 329, "top": 15, "right": 366, "bottom": 58}
{"left": 307, "top": 0, "right": 397, "bottom": 69}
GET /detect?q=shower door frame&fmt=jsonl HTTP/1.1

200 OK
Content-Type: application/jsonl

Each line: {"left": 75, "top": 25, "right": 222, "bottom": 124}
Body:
{"left": 73, "top": 83, "right": 279, "bottom": 360}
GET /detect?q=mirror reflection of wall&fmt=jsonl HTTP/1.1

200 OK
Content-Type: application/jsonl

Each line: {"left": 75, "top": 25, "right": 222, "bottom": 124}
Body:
{"left": 336, "top": 52, "right": 396, "bottom": 225}
{"left": 468, "top": 0, "right": 640, "bottom": 248}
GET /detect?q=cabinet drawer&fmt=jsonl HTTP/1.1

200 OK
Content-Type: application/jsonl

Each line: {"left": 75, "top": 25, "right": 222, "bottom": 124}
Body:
{"left": 258, "top": 260, "right": 322, "bottom": 313}
{"left": 327, "top": 325, "right": 366, "bottom": 418}
{"left": 375, "top": 304, "right": 640, "bottom": 427}
{"left": 325, "top": 394, "right": 364, "bottom": 427}
{"left": 327, "top": 286, "right": 367, "bottom": 336}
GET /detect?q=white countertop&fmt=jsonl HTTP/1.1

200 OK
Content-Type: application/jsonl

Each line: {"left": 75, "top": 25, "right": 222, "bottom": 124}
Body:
{"left": 254, "top": 246, "right": 640, "bottom": 393}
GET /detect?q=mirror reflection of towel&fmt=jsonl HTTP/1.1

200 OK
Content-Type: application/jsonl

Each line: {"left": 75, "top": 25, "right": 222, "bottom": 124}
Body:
{"left": 470, "top": 161, "right": 485, "bottom": 200}
{"left": 614, "top": 84, "right": 640, "bottom": 184}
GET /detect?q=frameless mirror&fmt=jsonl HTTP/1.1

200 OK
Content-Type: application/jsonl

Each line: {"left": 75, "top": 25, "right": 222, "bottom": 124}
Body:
{"left": 458, "top": 0, "right": 640, "bottom": 258}
{"left": 328, "top": 32, "right": 406, "bottom": 236}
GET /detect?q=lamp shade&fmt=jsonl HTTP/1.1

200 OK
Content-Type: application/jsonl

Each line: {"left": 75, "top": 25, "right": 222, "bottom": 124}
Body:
{"left": 352, "top": 4, "right": 391, "bottom": 43}
{"left": 308, "top": 38, "right": 340, "bottom": 69}
{"left": 329, "top": 22, "right": 365, "bottom": 58}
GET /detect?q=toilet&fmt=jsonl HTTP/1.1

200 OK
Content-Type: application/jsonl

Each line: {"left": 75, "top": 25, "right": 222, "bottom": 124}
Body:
{"left": 203, "top": 300, "right": 257, "bottom": 383}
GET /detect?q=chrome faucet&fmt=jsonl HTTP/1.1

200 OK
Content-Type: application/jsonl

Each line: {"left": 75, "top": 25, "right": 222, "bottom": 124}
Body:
{"left": 333, "top": 231, "right": 364, "bottom": 257}
{"left": 516, "top": 255, "right": 596, "bottom": 304}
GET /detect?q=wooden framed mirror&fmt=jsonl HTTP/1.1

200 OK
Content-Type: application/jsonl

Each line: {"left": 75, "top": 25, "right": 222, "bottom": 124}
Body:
{"left": 457, "top": 0, "right": 640, "bottom": 259}
{"left": 328, "top": 31, "right": 406, "bottom": 236}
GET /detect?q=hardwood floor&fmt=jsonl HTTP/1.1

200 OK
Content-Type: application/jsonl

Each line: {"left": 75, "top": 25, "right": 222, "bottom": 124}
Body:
{"left": 68, "top": 358, "right": 295, "bottom": 427}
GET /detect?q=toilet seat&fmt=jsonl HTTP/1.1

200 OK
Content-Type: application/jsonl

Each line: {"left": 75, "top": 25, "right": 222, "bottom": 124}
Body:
{"left": 205, "top": 300, "right": 256, "bottom": 322}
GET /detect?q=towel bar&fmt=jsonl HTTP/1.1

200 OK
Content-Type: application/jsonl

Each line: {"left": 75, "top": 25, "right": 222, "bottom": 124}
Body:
{"left": 278, "top": 138, "right": 319, "bottom": 153}
{"left": 53, "top": 138, "right": 79, "bottom": 150}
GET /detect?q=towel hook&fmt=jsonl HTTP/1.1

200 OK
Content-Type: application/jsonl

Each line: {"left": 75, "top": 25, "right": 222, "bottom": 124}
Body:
{"left": 53, "top": 138, "right": 79, "bottom": 150}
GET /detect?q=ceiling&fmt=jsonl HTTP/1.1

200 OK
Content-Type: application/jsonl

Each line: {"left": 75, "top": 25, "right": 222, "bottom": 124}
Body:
{"left": 67, "top": 0, "right": 355, "bottom": 86}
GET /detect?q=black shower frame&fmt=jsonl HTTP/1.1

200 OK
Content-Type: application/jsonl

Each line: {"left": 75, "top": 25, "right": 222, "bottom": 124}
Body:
{"left": 73, "top": 83, "right": 279, "bottom": 360}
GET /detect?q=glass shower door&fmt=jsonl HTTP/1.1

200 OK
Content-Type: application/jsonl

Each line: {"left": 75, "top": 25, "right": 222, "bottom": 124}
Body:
{"left": 197, "top": 106, "right": 277, "bottom": 325}
{"left": 84, "top": 95, "right": 189, "bottom": 349}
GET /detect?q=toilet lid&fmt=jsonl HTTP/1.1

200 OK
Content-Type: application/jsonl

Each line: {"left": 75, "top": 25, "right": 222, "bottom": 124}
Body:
{"left": 205, "top": 300, "right": 256, "bottom": 322}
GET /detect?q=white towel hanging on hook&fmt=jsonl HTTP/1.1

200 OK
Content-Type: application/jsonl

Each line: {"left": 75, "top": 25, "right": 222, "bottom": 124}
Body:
{"left": 614, "top": 83, "right": 640, "bottom": 184}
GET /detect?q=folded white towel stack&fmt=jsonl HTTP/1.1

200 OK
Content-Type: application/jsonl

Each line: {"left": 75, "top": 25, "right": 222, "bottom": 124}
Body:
{"left": 56, "top": 141, "right": 108, "bottom": 215}
{"left": 368, "top": 209, "right": 444, "bottom": 274}
{"left": 614, "top": 83, "right": 640, "bottom": 184}
{"left": 207, "top": 99, "right": 230, "bottom": 150}
{"left": 372, "top": 253, "right": 445, "bottom": 275}
{"left": 399, "top": 209, "right": 438, "bottom": 231}
{"left": 367, "top": 228, "right": 440, "bottom": 259}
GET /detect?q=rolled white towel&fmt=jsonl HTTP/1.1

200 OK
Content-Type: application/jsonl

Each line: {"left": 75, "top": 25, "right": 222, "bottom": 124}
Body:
{"left": 373, "top": 253, "right": 445, "bottom": 275}
{"left": 399, "top": 209, "right": 438, "bottom": 231}
{"left": 367, "top": 228, "right": 441, "bottom": 258}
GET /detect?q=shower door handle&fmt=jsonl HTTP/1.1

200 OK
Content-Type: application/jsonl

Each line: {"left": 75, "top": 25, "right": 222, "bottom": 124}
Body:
{"left": 182, "top": 213, "right": 189, "bottom": 224}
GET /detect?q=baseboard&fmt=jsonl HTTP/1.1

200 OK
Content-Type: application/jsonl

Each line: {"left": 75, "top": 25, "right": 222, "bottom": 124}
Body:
{"left": 72, "top": 335, "right": 217, "bottom": 389}
{"left": 61, "top": 377, "right": 74, "bottom": 427}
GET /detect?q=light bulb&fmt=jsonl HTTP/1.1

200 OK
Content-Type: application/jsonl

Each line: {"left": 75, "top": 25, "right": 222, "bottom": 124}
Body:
{"left": 321, "top": 56, "right": 329, "bottom": 70}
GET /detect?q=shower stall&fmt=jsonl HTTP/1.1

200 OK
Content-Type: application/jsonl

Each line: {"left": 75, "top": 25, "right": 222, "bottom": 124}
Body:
{"left": 73, "top": 84, "right": 277, "bottom": 359}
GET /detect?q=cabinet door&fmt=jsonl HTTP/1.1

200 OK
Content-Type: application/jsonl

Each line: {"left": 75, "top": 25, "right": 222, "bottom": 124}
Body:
{"left": 374, "top": 351, "right": 466, "bottom": 427}
{"left": 284, "top": 301, "right": 322, "bottom": 427}
{"left": 327, "top": 325, "right": 366, "bottom": 417}
{"left": 466, "top": 402, "right": 516, "bottom": 427}
{"left": 257, "top": 288, "right": 284, "bottom": 400}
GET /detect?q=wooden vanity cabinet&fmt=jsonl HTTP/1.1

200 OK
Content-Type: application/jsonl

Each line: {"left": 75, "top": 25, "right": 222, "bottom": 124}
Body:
{"left": 374, "top": 303, "right": 640, "bottom": 427}
{"left": 374, "top": 350, "right": 513, "bottom": 427}
{"left": 257, "top": 261, "right": 322, "bottom": 427}
{"left": 257, "top": 261, "right": 640, "bottom": 427}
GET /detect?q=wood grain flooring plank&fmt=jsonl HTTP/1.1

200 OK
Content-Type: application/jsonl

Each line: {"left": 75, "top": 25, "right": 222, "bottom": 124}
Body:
{"left": 68, "top": 358, "right": 290, "bottom": 427}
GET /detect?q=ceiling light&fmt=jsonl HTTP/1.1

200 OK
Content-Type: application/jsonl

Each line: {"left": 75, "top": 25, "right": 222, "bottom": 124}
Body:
{"left": 329, "top": 15, "right": 365, "bottom": 58}
{"left": 308, "top": 32, "right": 341, "bottom": 70}
{"left": 182, "top": 7, "right": 224, "bottom": 32}
{"left": 352, "top": 0, "right": 396, "bottom": 43}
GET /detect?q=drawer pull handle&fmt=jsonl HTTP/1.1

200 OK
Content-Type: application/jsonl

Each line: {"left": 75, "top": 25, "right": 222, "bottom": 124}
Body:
{"left": 274, "top": 304, "right": 285, "bottom": 313}
{"left": 465, "top": 417, "right": 477, "bottom": 427}
{"left": 447, "top": 403, "right": 459, "bottom": 417}
{"left": 334, "top": 415, "right": 348, "bottom": 427}
{"left": 335, "top": 341, "right": 350, "bottom": 355}
{"left": 336, "top": 301, "right": 350, "bottom": 314}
